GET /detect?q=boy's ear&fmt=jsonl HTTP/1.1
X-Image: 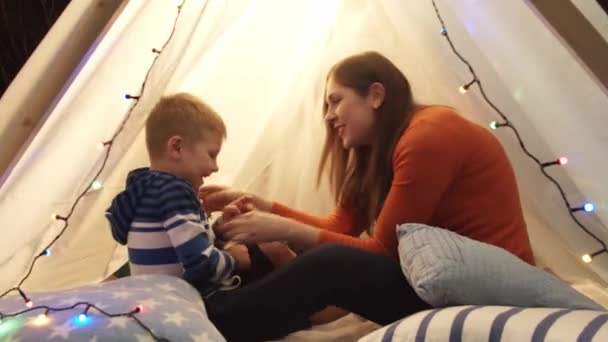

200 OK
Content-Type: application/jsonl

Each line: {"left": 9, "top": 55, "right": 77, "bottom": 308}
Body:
{"left": 166, "top": 135, "right": 183, "bottom": 160}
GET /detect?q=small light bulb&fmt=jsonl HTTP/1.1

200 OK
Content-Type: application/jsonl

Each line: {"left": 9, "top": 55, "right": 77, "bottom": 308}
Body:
{"left": 78, "top": 314, "right": 87, "bottom": 323}
{"left": 489, "top": 121, "right": 498, "bottom": 130}
{"left": 91, "top": 180, "right": 103, "bottom": 190}
{"left": 51, "top": 213, "right": 58, "bottom": 221}
{"left": 459, "top": 85, "right": 468, "bottom": 94}
{"left": 26, "top": 299, "right": 33, "bottom": 308}
{"left": 582, "top": 254, "right": 592, "bottom": 263}
{"left": 440, "top": 27, "right": 446, "bottom": 35}
{"left": 34, "top": 313, "right": 49, "bottom": 326}
{"left": 42, "top": 249, "right": 51, "bottom": 256}
{"left": 584, "top": 203, "right": 595, "bottom": 213}
{"left": 558, "top": 157, "right": 568, "bottom": 166}
{"left": 135, "top": 305, "right": 143, "bottom": 313}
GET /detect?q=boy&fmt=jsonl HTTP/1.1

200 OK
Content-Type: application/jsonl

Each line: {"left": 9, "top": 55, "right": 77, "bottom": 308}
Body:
{"left": 105, "top": 93, "right": 251, "bottom": 294}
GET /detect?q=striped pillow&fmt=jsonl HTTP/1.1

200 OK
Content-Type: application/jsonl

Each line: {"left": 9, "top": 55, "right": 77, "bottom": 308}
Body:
{"left": 397, "top": 224, "right": 603, "bottom": 310}
{"left": 360, "top": 306, "right": 608, "bottom": 342}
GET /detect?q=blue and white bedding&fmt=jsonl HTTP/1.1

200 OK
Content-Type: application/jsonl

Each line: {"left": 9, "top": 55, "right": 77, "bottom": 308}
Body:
{"left": 0, "top": 274, "right": 225, "bottom": 341}
{"left": 360, "top": 305, "right": 608, "bottom": 342}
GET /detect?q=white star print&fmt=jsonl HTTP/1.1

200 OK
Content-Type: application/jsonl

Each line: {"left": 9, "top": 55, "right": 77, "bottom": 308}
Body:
{"left": 49, "top": 322, "right": 75, "bottom": 339}
{"left": 190, "top": 331, "right": 213, "bottom": 342}
{"left": 135, "top": 333, "right": 155, "bottom": 342}
{"left": 164, "top": 294, "right": 185, "bottom": 302}
{"left": 139, "top": 298, "right": 161, "bottom": 310}
{"left": 93, "top": 301, "right": 111, "bottom": 310}
{"left": 157, "top": 283, "right": 177, "bottom": 292}
{"left": 55, "top": 296, "right": 82, "bottom": 306}
{"left": 111, "top": 290, "right": 131, "bottom": 300}
{"left": 164, "top": 311, "right": 187, "bottom": 326}
{"left": 38, "top": 295, "right": 57, "bottom": 302}
{"left": 187, "top": 306, "right": 206, "bottom": 316}
{"left": 106, "top": 316, "right": 131, "bottom": 329}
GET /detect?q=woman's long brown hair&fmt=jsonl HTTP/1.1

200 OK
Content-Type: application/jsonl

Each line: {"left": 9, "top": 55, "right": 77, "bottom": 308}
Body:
{"left": 318, "top": 51, "right": 419, "bottom": 232}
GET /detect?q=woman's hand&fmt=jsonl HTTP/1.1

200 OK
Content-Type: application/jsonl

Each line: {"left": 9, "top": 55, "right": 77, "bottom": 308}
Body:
{"left": 213, "top": 195, "right": 257, "bottom": 238}
{"left": 217, "top": 211, "right": 291, "bottom": 243}
{"left": 216, "top": 211, "right": 320, "bottom": 250}
{"left": 199, "top": 185, "right": 272, "bottom": 213}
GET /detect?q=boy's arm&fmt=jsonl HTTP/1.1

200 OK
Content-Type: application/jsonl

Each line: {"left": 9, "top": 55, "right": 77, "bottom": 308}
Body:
{"left": 161, "top": 183, "right": 237, "bottom": 286}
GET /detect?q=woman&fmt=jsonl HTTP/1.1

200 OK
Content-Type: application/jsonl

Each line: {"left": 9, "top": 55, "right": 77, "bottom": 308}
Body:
{"left": 201, "top": 51, "right": 535, "bottom": 341}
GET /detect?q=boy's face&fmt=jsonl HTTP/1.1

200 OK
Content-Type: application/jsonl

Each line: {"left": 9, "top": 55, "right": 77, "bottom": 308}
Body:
{"left": 178, "top": 130, "right": 222, "bottom": 191}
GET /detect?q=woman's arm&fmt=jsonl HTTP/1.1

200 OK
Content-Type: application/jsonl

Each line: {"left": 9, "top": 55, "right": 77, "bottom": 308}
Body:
{"left": 201, "top": 184, "right": 360, "bottom": 236}
{"left": 271, "top": 202, "right": 359, "bottom": 236}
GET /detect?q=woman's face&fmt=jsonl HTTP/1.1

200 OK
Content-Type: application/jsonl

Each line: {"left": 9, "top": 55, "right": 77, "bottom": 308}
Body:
{"left": 324, "top": 77, "right": 383, "bottom": 149}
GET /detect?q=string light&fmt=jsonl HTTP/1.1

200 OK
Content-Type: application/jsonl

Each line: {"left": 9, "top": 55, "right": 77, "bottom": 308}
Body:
{"left": 33, "top": 310, "right": 50, "bottom": 326}
{"left": 124, "top": 94, "right": 140, "bottom": 100}
{"left": 571, "top": 203, "right": 595, "bottom": 213}
{"left": 1, "top": 302, "right": 164, "bottom": 340}
{"left": 91, "top": 180, "right": 103, "bottom": 191}
{"left": 152, "top": 48, "right": 162, "bottom": 54}
{"left": 432, "top": 0, "right": 607, "bottom": 263}
{"left": 97, "top": 141, "right": 111, "bottom": 151}
{"left": 541, "top": 157, "right": 568, "bottom": 168}
{"left": 582, "top": 249, "right": 606, "bottom": 263}
{"left": 78, "top": 305, "right": 91, "bottom": 323}
{"left": 51, "top": 214, "right": 67, "bottom": 221}
{"left": 459, "top": 79, "right": 477, "bottom": 94}
{"left": 0, "top": 1, "right": 187, "bottom": 341}
{"left": 489, "top": 121, "right": 508, "bottom": 130}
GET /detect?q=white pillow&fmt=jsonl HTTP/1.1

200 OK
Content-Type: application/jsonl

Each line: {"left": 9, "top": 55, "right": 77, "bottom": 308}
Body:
{"left": 397, "top": 223, "right": 604, "bottom": 310}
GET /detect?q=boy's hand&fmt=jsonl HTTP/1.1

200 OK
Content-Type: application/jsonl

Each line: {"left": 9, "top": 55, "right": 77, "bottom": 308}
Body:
{"left": 199, "top": 185, "right": 273, "bottom": 213}
{"left": 213, "top": 195, "right": 253, "bottom": 237}
{"left": 226, "top": 244, "right": 251, "bottom": 271}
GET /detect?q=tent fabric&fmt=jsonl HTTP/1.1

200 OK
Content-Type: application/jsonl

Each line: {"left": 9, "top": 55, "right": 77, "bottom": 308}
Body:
{"left": 0, "top": 0, "right": 606, "bottom": 293}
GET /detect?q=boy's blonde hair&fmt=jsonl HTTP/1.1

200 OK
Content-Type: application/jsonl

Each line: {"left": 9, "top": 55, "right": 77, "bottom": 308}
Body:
{"left": 145, "top": 93, "right": 226, "bottom": 159}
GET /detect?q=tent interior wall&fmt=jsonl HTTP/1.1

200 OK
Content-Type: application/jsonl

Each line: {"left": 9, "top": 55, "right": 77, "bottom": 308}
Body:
{"left": 0, "top": 0, "right": 607, "bottom": 307}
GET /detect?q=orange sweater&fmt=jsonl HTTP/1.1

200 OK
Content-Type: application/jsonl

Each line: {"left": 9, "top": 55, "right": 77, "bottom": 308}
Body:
{"left": 272, "top": 107, "right": 535, "bottom": 265}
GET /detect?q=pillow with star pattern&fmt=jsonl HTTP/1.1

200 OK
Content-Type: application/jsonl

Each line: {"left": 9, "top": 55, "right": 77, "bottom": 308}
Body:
{"left": 0, "top": 274, "right": 225, "bottom": 341}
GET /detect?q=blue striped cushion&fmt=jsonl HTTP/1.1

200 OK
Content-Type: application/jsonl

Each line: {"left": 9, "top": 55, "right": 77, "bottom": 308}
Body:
{"left": 360, "top": 306, "right": 608, "bottom": 342}
{"left": 397, "top": 224, "right": 603, "bottom": 310}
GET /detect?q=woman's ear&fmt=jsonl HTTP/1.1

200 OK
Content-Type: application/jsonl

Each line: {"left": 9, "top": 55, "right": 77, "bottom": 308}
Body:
{"left": 368, "top": 82, "right": 385, "bottom": 109}
{"left": 166, "top": 135, "right": 183, "bottom": 160}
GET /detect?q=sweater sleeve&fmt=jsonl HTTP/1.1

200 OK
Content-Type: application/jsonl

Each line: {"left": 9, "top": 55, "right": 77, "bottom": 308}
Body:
{"left": 160, "top": 182, "right": 237, "bottom": 285}
{"left": 318, "top": 119, "right": 465, "bottom": 256}
{"left": 271, "top": 202, "right": 361, "bottom": 236}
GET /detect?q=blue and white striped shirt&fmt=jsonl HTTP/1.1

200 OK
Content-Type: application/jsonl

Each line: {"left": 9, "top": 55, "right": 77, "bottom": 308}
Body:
{"left": 105, "top": 168, "right": 236, "bottom": 290}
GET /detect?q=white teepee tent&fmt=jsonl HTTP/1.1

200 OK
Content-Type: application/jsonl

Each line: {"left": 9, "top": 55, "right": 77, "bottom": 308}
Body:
{"left": 0, "top": 0, "right": 607, "bottom": 302}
